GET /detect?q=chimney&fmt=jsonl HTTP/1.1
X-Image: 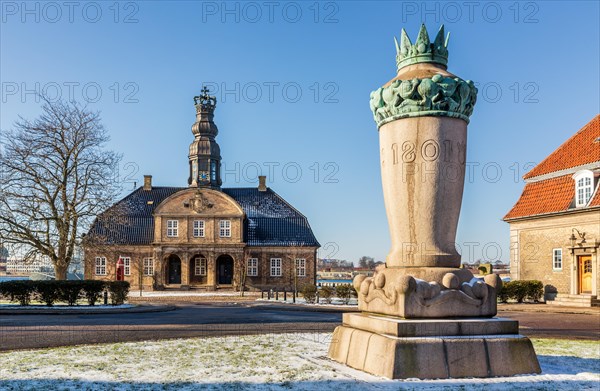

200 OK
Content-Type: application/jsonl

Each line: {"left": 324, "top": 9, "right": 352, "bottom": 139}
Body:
{"left": 143, "top": 175, "right": 152, "bottom": 191}
{"left": 258, "top": 175, "right": 267, "bottom": 191}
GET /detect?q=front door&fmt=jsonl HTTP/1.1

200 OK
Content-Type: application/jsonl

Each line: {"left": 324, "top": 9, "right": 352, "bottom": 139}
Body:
{"left": 168, "top": 257, "right": 182, "bottom": 284}
{"left": 116, "top": 259, "right": 124, "bottom": 281}
{"left": 579, "top": 255, "right": 593, "bottom": 294}
{"left": 217, "top": 256, "right": 233, "bottom": 285}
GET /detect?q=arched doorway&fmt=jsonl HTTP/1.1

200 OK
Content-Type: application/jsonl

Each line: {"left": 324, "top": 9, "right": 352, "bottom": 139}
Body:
{"left": 216, "top": 254, "right": 234, "bottom": 285}
{"left": 116, "top": 258, "right": 124, "bottom": 281}
{"left": 167, "top": 254, "right": 182, "bottom": 284}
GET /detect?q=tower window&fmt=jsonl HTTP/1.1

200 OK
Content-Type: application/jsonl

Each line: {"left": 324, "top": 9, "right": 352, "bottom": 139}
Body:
{"left": 211, "top": 161, "right": 217, "bottom": 181}
{"left": 192, "top": 161, "right": 198, "bottom": 182}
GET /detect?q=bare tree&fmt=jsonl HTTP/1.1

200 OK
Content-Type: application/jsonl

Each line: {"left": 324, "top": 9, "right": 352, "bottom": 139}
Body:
{"left": 0, "top": 97, "right": 122, "bottom": 280}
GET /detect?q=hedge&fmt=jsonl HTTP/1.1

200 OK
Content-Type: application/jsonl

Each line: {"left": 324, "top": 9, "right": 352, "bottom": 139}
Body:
{"left": 0, "top": 280, "right": 130, "bottom": 306}
{"left": 498, "top": 280, "right": 543, "bottom": 303}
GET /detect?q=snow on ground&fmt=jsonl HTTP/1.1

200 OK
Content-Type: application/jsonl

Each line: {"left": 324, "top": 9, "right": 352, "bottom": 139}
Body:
{"left": 0, "top": 335, "right": 598, "bottom": 390}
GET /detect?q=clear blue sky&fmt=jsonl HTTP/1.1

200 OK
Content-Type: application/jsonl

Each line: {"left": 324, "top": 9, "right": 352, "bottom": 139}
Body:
{"left": 1, "top": 1, "right": 599, "bottom": 264}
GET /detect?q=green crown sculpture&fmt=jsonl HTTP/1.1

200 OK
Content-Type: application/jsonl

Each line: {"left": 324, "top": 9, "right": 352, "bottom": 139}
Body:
{"left": 395, "top": 24, "right": 449, "bottom": 70}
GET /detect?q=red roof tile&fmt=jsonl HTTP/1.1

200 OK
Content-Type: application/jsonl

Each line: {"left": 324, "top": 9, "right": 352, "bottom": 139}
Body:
{"left": 524, "top": 115, "right": 600, "bottom": 179}
{"left": 504, "top": 175, "right": 575, "bottom": 220}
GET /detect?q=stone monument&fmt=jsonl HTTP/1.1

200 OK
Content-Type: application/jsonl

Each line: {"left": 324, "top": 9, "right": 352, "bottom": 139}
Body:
{"left": 328, "top": 25, "right": 541, "bottom": 379}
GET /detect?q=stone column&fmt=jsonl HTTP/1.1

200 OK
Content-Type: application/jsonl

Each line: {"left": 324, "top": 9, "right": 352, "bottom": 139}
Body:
{"left": 181, "top": 252, "right": 190, "bottom": 285}
{"left": 207, "top": 252, "right": 216, "bottom": 289}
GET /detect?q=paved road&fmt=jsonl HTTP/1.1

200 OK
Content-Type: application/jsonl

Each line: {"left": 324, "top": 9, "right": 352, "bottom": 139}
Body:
{"left": 0, "top": 303, "right": 597, "bottom": 351}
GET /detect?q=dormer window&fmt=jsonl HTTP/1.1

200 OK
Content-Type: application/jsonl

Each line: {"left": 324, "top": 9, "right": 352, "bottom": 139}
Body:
{"left": 573, "top": 170, "right": 595, "bottom": 207}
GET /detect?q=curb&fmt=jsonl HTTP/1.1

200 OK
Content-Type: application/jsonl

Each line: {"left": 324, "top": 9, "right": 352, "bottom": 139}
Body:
{"left": 0, "top": 304, "right": 177, "bottom": 315}
{"left": 250, "top": 302, "right": 356, "bottom": 313}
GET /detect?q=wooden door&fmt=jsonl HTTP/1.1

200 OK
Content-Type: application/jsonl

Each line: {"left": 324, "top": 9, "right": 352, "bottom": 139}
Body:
{"left": 116, "top": 259, "right": 124, "bottom": 281}
{"left": 579, "top": 255, "right": 592, "bottom": 294}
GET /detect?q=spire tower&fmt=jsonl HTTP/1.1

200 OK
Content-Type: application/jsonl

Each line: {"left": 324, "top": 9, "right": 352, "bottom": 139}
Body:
{"left": 188, "top": 87, "right": 222, "bottom": 189}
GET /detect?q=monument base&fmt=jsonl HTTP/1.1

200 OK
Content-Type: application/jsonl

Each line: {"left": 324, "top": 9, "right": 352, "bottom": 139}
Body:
{"left": 328, "top": 313, "right": 541, "bottom": 379}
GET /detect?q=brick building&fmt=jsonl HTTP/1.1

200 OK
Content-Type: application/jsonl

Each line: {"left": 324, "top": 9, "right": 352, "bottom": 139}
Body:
{"left": 84, "top": 88, "right": 319, "bottom": 290}
{"left": 504, "top": 115, "right": 600, "bottom": 306}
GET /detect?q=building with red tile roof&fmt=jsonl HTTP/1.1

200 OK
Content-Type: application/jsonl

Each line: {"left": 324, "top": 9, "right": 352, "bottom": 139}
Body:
{"left": 504, "top": 115, "right": 600, "bottom": 306}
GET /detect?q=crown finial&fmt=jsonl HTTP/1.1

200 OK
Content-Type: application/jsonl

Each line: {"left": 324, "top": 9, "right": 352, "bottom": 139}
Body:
{"left": 395, "top": 24, "right": 449, "bottom": 71}
{"left": 193, "top": 86, "right": 217, "bottom": 113}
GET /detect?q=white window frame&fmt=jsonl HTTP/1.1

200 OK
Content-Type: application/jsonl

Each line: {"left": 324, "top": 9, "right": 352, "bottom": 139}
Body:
{"left": 167, "top": 220, "right": 179, "bottom": 237}
{"left": 553, "top": 249, "right": 563, "bottom": 271}
{"left": 194, "top": 257, "right": 207, "bottom": 276}
{"left": 295, "top": 258, "right": 306, "bottom": 277}
{"left": 270, "top": 258, "right": 282, "bottom": 277}
{"left": 219, "top": 220, "right": 231, "bottom": 238}
{"left": 247, "top": 258, "right": 258, "bottom": 277}
{"left": 574, "top": 171, "right": 595, "bottom": 207}
{"left": 121, "top": 256, "right": 131, "bottom": 276}
{"left": 95, "top": 257, "right": 107, "bottom": 276}
{"left": 143, "top": 258, "right": 154, "bottom": 276}
{"left": 193, "top": 220, "right": 205, "bottom": 238}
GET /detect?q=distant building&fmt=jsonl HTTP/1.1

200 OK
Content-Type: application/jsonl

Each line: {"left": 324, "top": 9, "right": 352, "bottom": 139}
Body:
{"left": 84, "top": 89, "right": 319, "bottom": 290}
{"left": 504, "top": 115, "right": 600, "bottom": 306}
{"left": 5, "top": 257, "right": 53, "bottom": 275}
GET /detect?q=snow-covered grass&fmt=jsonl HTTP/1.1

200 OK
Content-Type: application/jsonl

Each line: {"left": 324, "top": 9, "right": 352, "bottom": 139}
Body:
{"left": 0, "top": 334, "right": 598, "bottom": 390}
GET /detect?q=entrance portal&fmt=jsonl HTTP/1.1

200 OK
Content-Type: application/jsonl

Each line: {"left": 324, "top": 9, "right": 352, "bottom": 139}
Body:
{"left": 167, "top": 255, "right": 182, "bottom": 284}
{"left": 217, "top": 255, "right": 234, "bottom": 285}
{"left": 579, "top": 255, "right": 592, "bottom": 294}
{"left": 116, "top": 258, "right": 124, "bottom": 281}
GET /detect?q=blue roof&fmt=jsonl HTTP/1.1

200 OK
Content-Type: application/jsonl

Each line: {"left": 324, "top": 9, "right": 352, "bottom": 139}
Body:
{"left": 87, "top": 187, "right": 320, "bottom": 247}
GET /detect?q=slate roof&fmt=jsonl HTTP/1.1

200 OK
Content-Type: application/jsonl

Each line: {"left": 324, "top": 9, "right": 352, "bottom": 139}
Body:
{"left": 504, "top": 115, "right": 600, "bottom": 221}
{"left": 86, "top": 187, "right": 320, "bottom": 247}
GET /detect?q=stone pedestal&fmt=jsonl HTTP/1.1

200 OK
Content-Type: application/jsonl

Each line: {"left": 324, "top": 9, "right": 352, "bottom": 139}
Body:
{"left": 328, "top": 313, "right": 541, "bottom": 379}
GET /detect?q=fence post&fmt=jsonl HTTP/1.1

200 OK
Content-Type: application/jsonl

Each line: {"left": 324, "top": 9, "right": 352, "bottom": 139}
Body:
{"left": 276, "top": 290, "right": 279, "bottom": 301}
{"left": 284, "top": 288, "right": 287, "bottom": 302}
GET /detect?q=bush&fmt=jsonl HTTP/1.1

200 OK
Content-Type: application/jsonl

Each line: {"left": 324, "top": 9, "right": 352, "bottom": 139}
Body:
{"left": 34, "top": 280, "right": 61, "bottom": 306}
{"left": 60, "top": 281, "right": 85, "bottom": 306}
{"left": 301, "top": 283, "right": 318, "bottom": 304}
{"left": 525, "top": 280, "right": 544, "bottom": 302}
{"left": 335, "top": 284, "right": 352, "bottom": 304}
{"left": 319, "top": 286, "right": 333, "bottom": 304}
{"left": 107, "top": 281, "right": 130, "bottom": 305}
{"left": 82, "top": 280, "right": 106, "bottom": 306}
{"left": 497, "top": 280, "right": 543, "bottom": 303}
{"left": 0, "top": 280, "right": 35, "bottom": 306}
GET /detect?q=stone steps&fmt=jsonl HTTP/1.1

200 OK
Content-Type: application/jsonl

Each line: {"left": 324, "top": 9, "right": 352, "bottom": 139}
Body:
{"left": 547, "top": 294, "right": 598, "bottom": 307}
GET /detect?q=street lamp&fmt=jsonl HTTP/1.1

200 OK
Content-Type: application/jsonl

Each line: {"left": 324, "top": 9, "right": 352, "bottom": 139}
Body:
{"left": 570, "top": 228, "right": 586, "bottom": 248}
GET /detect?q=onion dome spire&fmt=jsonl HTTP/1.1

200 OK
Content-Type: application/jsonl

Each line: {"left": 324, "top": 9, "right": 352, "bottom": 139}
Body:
{"left": 188, "top": 87, "right": 222, "bottom": 189}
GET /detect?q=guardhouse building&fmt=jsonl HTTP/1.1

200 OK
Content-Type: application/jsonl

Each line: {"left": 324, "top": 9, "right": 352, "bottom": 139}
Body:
{"left": 84, "top": 89, "right": 320, "bottom": 290}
